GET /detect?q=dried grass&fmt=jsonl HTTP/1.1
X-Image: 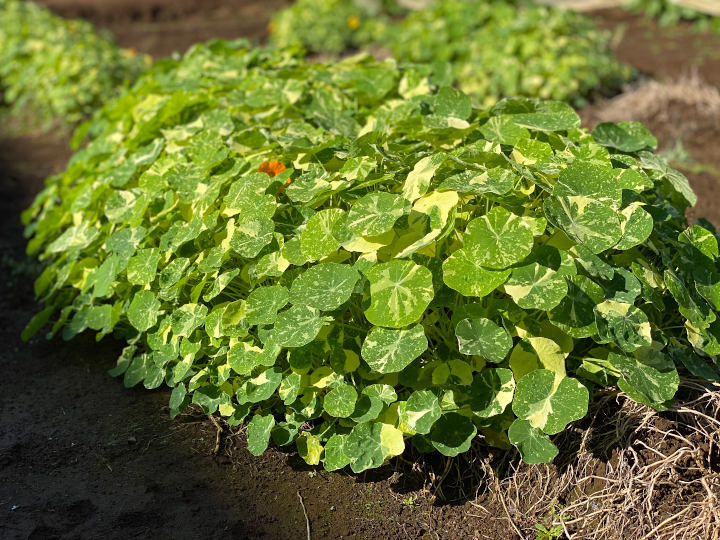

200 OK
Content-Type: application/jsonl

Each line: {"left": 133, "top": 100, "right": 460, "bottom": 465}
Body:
{"left": 471, "top": 380, "right": 720, "bottom": 540}
{"left": 594, "top": 72, "right": 720, "bottom": 126}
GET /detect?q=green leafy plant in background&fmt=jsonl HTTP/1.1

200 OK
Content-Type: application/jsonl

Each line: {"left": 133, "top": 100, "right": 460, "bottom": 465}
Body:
{"left": 23, "top": 40, "right": 720, "bottom": 470}
{"left": 269, "top": 0, "right": 400, "bottom": 54}
{"left": 630, "top": 0, "right": 720, "bottom": 32}
{"left": 382, "top": 0, "right": 633, "bottom": 107}
{"left": 0, "top": 0, "right": 149, "bottom": 127}
{"left": 270, "top": 0, "right": 633, "bottom": 107}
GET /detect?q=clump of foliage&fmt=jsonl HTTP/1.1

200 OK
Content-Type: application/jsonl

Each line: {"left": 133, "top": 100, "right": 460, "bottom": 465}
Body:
{"left": 269, "top": 0, "right": 399, "bottom": 54}
{"left": 383, "top": 0, "right": 633, "bottom": 107}
{"left": 23, "top": 40, "right": 720, "bottom": 471}
{"left": 269, "top": 0, "right": 632, "bottom": 106}
{"left": 630, "top": 0, "right": 720, "bottom": 31}
{"left": 0, "top": 0, "right": 149, "bottom": 127}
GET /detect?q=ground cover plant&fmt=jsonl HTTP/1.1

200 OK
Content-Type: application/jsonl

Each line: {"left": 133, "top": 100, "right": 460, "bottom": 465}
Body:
{"left": 0, "top": 0, "right": 149, "bottom": 127}
{"left": 630, "top": 0, "right": 720, "bottom": 32}
{"left": 270, "top": 0, "right": 634, "bottom": 107}
{"left": 22, "top": 40, "right": 720, "bottom": 473}
{"left": 269, "top": 0, "right": 400, "bottom": 54}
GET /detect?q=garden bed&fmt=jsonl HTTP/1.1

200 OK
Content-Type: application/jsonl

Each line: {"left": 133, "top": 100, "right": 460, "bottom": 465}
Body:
{"left": 1, "top": 3, "right": 719, "bottom": 539}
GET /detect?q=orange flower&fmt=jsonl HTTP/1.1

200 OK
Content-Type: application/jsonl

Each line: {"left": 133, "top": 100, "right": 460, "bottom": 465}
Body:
{"left": 258, "top": 160, "right": 286, "bottom": 178}
{"left": 347, "top": 15, "right": 360, "bottom": 30}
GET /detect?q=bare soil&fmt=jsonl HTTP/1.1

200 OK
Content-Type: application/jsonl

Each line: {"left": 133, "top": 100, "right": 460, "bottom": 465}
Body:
{"left": 1, "top": 4, "right": 719, "bottom": 540}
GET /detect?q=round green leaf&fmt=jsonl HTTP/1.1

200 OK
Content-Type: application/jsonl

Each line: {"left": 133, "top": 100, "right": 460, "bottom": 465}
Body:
{"left": 512, "top": 370, "right": 589, "bottom": 435}
{"left": 344, "top": 422, "right": 386, "bottom": 473}
{"left": 246, "top": 285, "right": 289, "bottom": 325}
{"left": 616, "top": 203, "right": 653, "bottom": 251}
{"left": 347, "top": 192, "right": 408, "bottom": 236}
{"left": 222, "top": 172, "right": 276, "bottom": 220}
{"left": 552, "top": 160, "right": 622, "bottom": 205}
{"left": 361, "top": 324, "right": 428, "bottom": 373}
{"left": 364, "top": 260, "right": 434, "bottom": 328}
{"left": 127, "top": 290, "right": 161, "bottom": 332}
{"left": 428, "top": 413, "right": 477, "bottom": 457}
{"left": 349, "top": 394, "right": 384, "bottom": 423}
{"left": 273, "top": 305, "right": 327, "bottom": 348}
{"left": 544, "top": 196, "right": 622, "bottom": 254}
{"left": 323, "top": 434, "right": 351, "bottom": 471}
{"left": 362, "top": 383, "right": 397, "bottom": 404}
{"left": 464, "top": 207, "right": 534, "bottom": 269}
{"left": 455, "top": 318, "right": 512, "bottom": 362}
{"left": 592, "top": 121, "right": 657, "bottom": 153}
{"left": 301, "top": 208, "right": 344, "bottom": 261}
{"left": 323, "top": 384, "right": 358, "bottom": 418}
{"left": 438, "top": 167, "right": 515, "bottom": 196}
{"left": 171, "top": 303, "right": 208, "bottom": 337}
{"left": 469, "top": 368, "right": 515, "bottom": 418}
{"left": 442, "top": 248, "right": 510, "bottom": 298}
{"left": 594, "top": 300, "right": 652, "bottom": 352}
{"left": 608, "top": 348, "right": 679, "bottom": 408}
{"left": 508, "top": 419, "right": 558, "bottom": 464}
{"left": 290, "top": 263, "right": 359, "bottom": 311}
{"left": 504, "top": 262, "right": 568, "bottom": 311}
{"left": 236, "top": 367, "right": 283, "bottom": 404}
{"left": 247, "top": 414, "right": 275, "bottom": 456}
{"left": 549, "top": 275, "right": 605, "bottom": 338}
{"left": 229, "top": 218, "right": 274, "bottom": 258}
{"left": 398, "top": 389, "right": 441, "bottom": 435}
{"left": 228, "top": 341, "right": 264, "bottom": 375}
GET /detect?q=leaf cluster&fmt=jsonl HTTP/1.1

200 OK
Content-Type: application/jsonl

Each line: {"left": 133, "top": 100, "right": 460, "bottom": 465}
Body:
{"left": 269, "top": 0, "right": 398, "bottom": 54}
{"left": 0, "top": 0, "right": 149, "bottom": 127}
{"left": 630, "top": 0, "right": 720, "bottom": 31}
{"left": 270, "top": 0, "right": 634, "bottom": 107}
{"left": 24, "top": 41, "right": 720, "bottom": 469}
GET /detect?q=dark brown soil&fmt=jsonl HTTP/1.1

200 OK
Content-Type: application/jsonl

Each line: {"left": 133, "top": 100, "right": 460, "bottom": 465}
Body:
{"left": 1, "top": 3, "right": 719, "bottom": 540}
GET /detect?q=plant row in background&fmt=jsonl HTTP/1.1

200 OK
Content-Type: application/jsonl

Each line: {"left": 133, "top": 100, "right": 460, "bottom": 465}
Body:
{"left": 0, "top": 0, "right": 149, "bottom": 127}
{"left": 270, "top": 0, "right": 634, "bottom": 107}
{"left": 269, "top": 0, "right": 410, "bottom": 54}
{"left": 630, "top": 0, "right": 720, "bottom": 31}
{"left": 23, "top": 40, "right": 720, "bottom": 471}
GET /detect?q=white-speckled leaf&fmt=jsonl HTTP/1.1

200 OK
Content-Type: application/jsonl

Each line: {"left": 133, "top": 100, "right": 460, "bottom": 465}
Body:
{"left": 361, "top": 324, "right": 428, "bottom": 373}
{"left": 347, "top": 192, "right": 408, "bottom": 236}
{"left": 608, "top": 347, "right": 679, "bottom": 408}
{"left": 508, "top": 419, "right": 558, "bottom": 464}
{"left": 246, "top": 285, "right": 290, "bottom": 325}
{"left": 364, "top": 260, "right": 434, "bottom": 328}
{"left": 594, "top": 300, "right": 652, "bottom": 352}
{"left": 229, "top": 218, "right": 274, "bottom": 258}
{"left": 273, "top": 305, "right": 328, "bottom": 347}
{"left": 402, "top": 153, "right": 446, "bottom": 201}
{"left": 512, "top": 370, "right": 589, "bottom": 435}
{"left": 504, "top": 262, "right": 568, "bottom": 311}
{"left": 544, "top": 196, "right": 622, "bottom": 254}
{"left": 469, "top": 368, "right": 515, "bottom": 418}
{"left": 399, "top": 389, "right": 441, "bottom": 434}
{"left": 455, "top": 318, "right": 512, "bottom": 362}
{"left": 290, "top": 263, "right": 359, "bottom": 311}
{"left": 301, "top": 208, "right": 345, "bottom": 261}
{"left": 464, "top": 207, "right": 534, "bottom": 269}
{"left": 442, "top": 248, "right": 510, "bottom": 298}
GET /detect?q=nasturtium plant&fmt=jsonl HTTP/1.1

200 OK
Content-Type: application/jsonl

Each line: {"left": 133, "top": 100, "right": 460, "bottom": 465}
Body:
{"left": 269, "top": 0, "right": 395, "bottom": 54}
{"left": 272, "top": 0, "right": 634, "bottom": 107}
{"left": 23, "top": 40, "right": 720, "bottom": 470}
{"left": 0, "top": 0, "right": 149, "bottom": 127}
